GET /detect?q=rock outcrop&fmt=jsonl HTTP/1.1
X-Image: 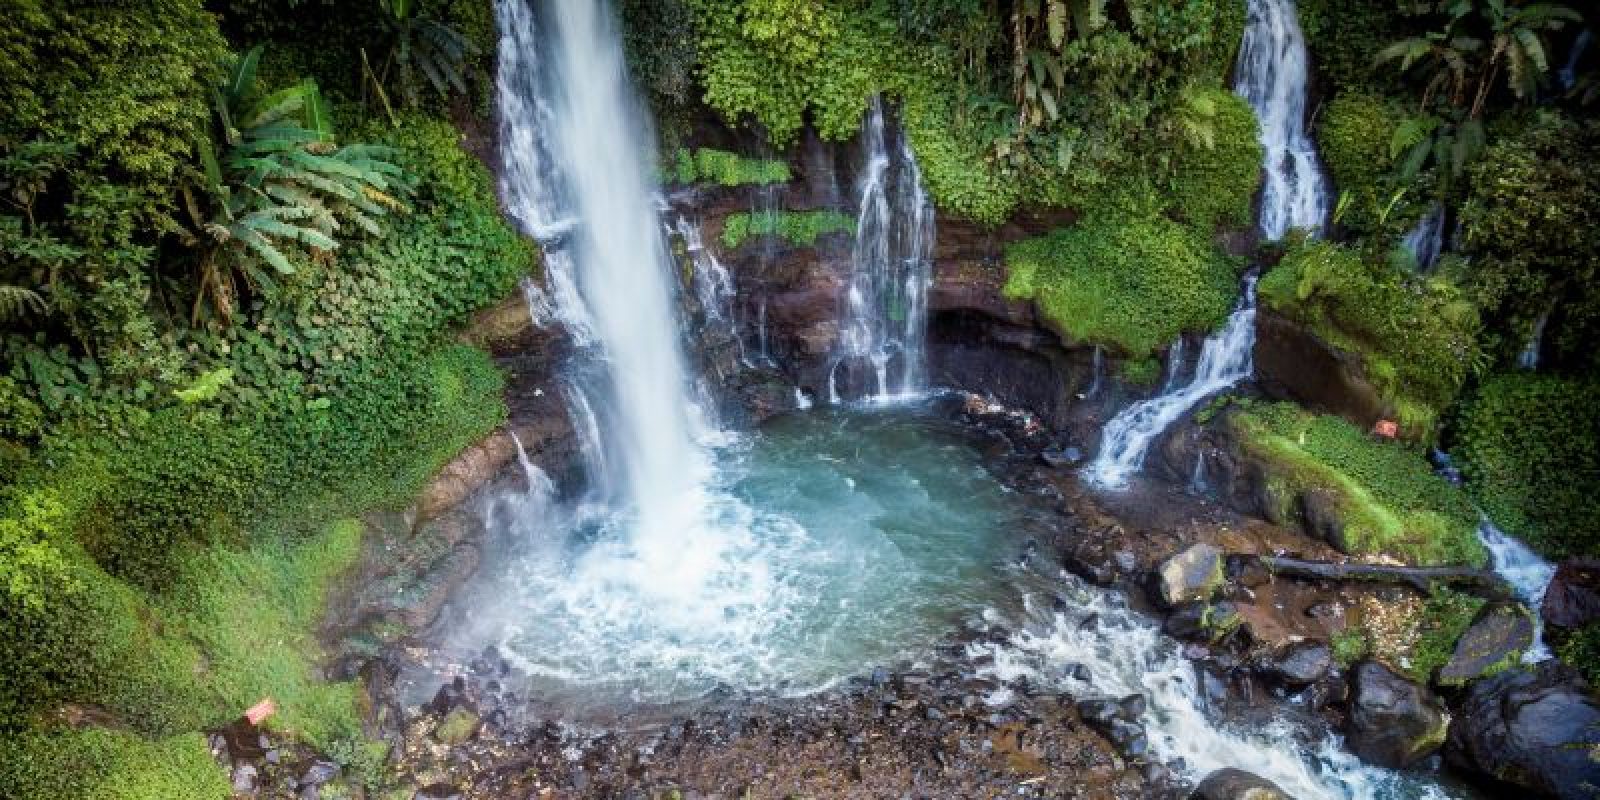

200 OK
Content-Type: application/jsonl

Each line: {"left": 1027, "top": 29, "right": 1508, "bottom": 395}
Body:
{"left": 1192, "top": 768, "right": 1294, "bottom": 800}
{"left": 1346, "top": 660, "right": 1450, "bottom": 769}
{"left": 1437, "top": 603, "right": 1533, "bottom": 687}
{"left": 1543, "top": 558, "right": 1600, "bottom": 634}
{"left": 1446, "top": 661, "right": 1600, "bottom": 799}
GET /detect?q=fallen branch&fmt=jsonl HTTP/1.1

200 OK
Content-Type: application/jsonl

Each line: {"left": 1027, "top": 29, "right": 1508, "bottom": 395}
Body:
{"left": 1252, "top": 556, "right": 1513, "bottom": 598}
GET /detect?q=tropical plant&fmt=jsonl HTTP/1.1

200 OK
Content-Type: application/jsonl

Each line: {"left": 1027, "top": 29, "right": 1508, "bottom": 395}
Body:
{"left": 368, "top": 0, "right": 479, "bottom": 111}
{"left": 180, "top": 46, "right": 412, "bottom": 325}
{"left": 1377, "top": 0, "right": 1581, "bottom": 119}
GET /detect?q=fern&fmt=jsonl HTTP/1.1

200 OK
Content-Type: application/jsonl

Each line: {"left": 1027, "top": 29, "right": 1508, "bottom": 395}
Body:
{"left": 0, "top": 286, "right": 45, "bottom": 322}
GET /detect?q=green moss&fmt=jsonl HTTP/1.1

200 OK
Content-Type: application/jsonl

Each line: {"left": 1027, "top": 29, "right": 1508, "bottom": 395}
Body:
{"left": 1405, "top": 588, "right": 1487, "bottom": 685}
{"left": 720, "top": 210, "right": 855, "bottom": 249}
{"left": 1231, "top": 403, "right": 1485, "bottom": 566}
{"left": 1455, "top": 374, "right": 1600, "bottom": 559}
{"left": 1003, "top": 217, "right": 1238, "bottom": 356}
{"left": 1557, "top": 622, "right": 1600, "bottom": 686}
{"left": 1316, "top": 91, "right": 1420, "bottom": 235}
{"left": 434, "top": 708, "right": 479, "bottom": 746}
{"left": 1332, "top": 627, "right": 1372, "bottom": 668}
{"left": 1257, "top": 239, "right": 1481, "bottom": 433}
{"left": 667, "top": 148, "right": 791, "bottom": 186}
{"left": 0, "top": 729, "right": 228, "bottom": 800}
{"left": 1119, "top": 357, "right": 1162, "bottom": 388}
{"left": 1164, "top": 88, "right": 1263, "bottom": 231}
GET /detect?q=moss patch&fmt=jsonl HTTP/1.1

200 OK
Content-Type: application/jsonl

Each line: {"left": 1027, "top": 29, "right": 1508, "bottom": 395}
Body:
{"left": 1003, "top": 216, "right": 1238, "bottom": 356}
{"left": 1230, "top": 402, "right": 1485, "bottom": 566}
{"left": 720, "top": 210, "right": 855, "bottom": 249}
{"left": 1163, "top": 88, "right": 1263, "bottom": 231}
{"left": 666, "top": 147, "right": 790, "bottom": 186}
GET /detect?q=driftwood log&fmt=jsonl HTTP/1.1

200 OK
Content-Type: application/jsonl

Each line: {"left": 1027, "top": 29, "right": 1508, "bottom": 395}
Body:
{"left": 1248, "top": 556, "right": 1513, "bottom": 598}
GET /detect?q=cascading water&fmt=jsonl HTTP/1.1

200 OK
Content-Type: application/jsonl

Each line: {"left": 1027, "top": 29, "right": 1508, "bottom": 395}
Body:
{"left": 1517, "top": 306, "right": 1551, "bottom": 371}
{"left": 1084, "top": 278, "right": 1259, "bottom": 488}
{"left": 1477, "top": 518, "right": 1556, "bottom": 661}
{"left": 1236, "top": 0, "right": 1328, "bottom": 240}
{"left": 1401, "top": 203, "right": 1447, "bottom": 271}
{"left": 829, "top": 97, "right": 934, "bottom": 404}
{"left": 973, "top": 573, "right": 1457, "bottom": 800}
{"left": 1162, "top": 338, "right": 1188, "bottom": 393}
{"left": 1085, "top": 0, "right": 1328, "bottom": 488}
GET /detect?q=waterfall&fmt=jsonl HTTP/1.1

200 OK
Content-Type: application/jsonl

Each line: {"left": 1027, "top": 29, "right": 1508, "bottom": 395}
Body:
{"left": 1236, "top": 0, "right": 1328, "bottom": 240}
{"left": 674, "top": 215, "right": 746, "bottom": 367}
{"left": 1517, "top": 306, "right": 1551, "bottom": 371}
{"left": 1400, "top": 204, "right": 1446, "bottom": 271}
{"left": 1083, "top": 345, "right": 1104, "bottom": 399}
{"left": 1085, "top": 0, "right": 1327, "bottom": 488}
{"left": 495, "top": 0, "right": 708, "bottom": 546}
{"left": 1162, "top": 339, "right": 1187, "bottom": 393}
{"left": 829, "top": 96, "right": 934, "bottom": 404}
{"left": 1477, "top": 519, "right": 1556, "bottom": 661}
{"left": 1085, "top": 278, "right": 1259, "bottom": 488}
{"left": 1561, "top": 28, "right": 1593, "bottom": 91}
{"left": 1189, "top": 450, "right": 1209, "bottom": 495}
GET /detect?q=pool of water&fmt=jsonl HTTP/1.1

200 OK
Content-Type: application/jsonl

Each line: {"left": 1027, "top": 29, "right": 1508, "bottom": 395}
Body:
{"left": 449, "top": 407, "right": 1025, "bottom": 715}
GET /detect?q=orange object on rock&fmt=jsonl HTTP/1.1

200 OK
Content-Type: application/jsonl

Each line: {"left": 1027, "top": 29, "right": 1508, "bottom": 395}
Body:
{"left": 1372, "top": 419, "right": 1398, "bottom": 439}
{"left": 244, "top": 697, "right": 277, "bottom": 726}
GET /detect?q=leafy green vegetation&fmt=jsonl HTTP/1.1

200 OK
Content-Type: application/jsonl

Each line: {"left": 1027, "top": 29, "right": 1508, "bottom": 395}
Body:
{"left": 1406, "top": 588, "right": 1487, "bottom": 685}
{"left": 0, "top": 730, "right": 229, "bottom": 800}
{"left": 1455, "top": 374, "right": 1600, "bottom": 558}
{"left": 720, "top": 210, "right": 855, "bottom": 249}
{"left": 1003, "top": 215, "right": 1237, "bottom": 356}
{"left": 1163, "top": 88, "right": 1263, "bottom": 231}
{"left": 1557, "top": 622, "right": 1600, "bottom": 687}
{"left": 1230, "top": 402, "right": 1485, "bottom": 567}
{"left": 1316, "top": 91, "right": 1415, "bottom": 236}
{"left": 667, "top": 147, "right": 791, "bottom": 186}
{"left": 1258, "top": 239, "right": 1481, "bottom": 433}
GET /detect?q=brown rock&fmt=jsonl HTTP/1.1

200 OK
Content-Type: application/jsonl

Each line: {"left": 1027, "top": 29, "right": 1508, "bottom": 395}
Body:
{"left": 1542, "top": 558, "right": 1600, "bottom": 632}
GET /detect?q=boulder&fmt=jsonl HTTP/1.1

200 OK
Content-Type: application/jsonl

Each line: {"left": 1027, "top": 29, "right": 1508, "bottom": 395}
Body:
{"left": 1446, "top": 661, "right": 1600, "bottom": 799}
{"left": 1437, "top": 603, "right": 1533, "bottom": 687}
{"left": 1164, "top": 602, "right": 1242, "bottom": 644}
{"left": 1542, "top": 558, "right": 1600, "bottom": 632}
{"left": 1346, "top": 661, "right": 1450, "bottom": 769}
{"left": 1192, "top": 768, "right": 1293, "bottom": 800}
{"left": 1258, "top": 641, "right": 1332, "bottom": 688}
{"left": 414, "top": 431, "right": 516, "bottom": 523}
{"left": 1157, "top": 544, "right": 1225, "bottom": 608}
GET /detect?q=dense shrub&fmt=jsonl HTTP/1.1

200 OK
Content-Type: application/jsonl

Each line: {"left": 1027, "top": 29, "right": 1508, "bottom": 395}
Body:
{"left": 1003, "top": 216, "right": 1238, "bottom": 356}
{"left": 1315, "top": 91, "right": 1428, "bottom": 235}
{"left": 1459, "top": 112, "right": 1600, "bottom": 372}
{"left": 720, "top": 210, "right": 855, "bottom": 249}
{"left": 1257, "top": 239, "right": 1481, "bottom": 433}
{"left": 667, "top": 147, "right": 791, "bottom": 186}
{"left": 1163, "top": 89, "right": 1263, "bottom": 231}
{"left": 1231, "top": 402, "right": 1485, "bottom": 566}
{"left": 1454, "top": 374, "right": 1600, "bottom": 559}
{"left": 1297, "top": 0, "right": 1409, "bottom": 94}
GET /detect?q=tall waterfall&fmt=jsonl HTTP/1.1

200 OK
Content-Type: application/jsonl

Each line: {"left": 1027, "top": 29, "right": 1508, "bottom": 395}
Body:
{"left": 495, "top": 0, "right": 708, "bottom": 544}
{"left": 1236, "top": 0, "right": 1328, "bottom": 239}
{"left": 829, "top": 97, "right": 934, "bottom": 404}
{"left": 1085, "top": 0, "right": 1326, "bottom": 488}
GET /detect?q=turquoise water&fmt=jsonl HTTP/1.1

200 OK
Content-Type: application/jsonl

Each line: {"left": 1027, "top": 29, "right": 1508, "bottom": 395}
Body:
{"left": 462, "top": 408, "right": 1023, "bottom": 712}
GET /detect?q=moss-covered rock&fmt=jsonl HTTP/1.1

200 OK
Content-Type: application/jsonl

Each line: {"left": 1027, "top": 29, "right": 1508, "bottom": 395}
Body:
{"left": 1228, "top": 403, "right": 1485, "bottom": 567}
{"left": 1257, "top": 239, "right": 1480, "bottom": 434}
{"left": 1004, "top": 217, "right": 1238, "bottom": 357}
{"left": 1164, "top": 88, "right": 1263, "bottom": 231}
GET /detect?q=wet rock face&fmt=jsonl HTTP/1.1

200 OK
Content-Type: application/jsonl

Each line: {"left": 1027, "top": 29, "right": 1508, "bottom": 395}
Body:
{"left": 1158, "top": 544, "right": 1226, "bottom": 608}
{"left": 1542, "top": 558, "right": 1600, "bottom": 632}
{"left": 1258, "top": 641, "right": 1333, "bottom": 689}
{"left": 1446, "top": 661, "right": 1600, "bottom": 799}
{"left": 1346, "top": 661, "right": 1449, "bottom": 769}
{"left": 1437, "top": 603, "right": 1533, "bottom": 687}
{"left": 1192, "top": 768, "right": 1294, "bottom": 800}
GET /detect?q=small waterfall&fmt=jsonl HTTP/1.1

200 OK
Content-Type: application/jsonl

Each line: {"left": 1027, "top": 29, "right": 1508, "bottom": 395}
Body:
{"left": 1235, "top": 0, "right": 1328, "bottom": 239}
{"left": 674, "top": 215, "right": 746, "bottom": 367}
{"left": 1083, "top": 346, "right": 1104, "bottom": 399}
{"left": 1189, "top": 450, "right": 1209, "bottom": 495}
{"left": 756, "top": 300, "right": 771, "bottom": 364}
{"left": 793, "top": 387, "right": 813, "bottom": 410}
{"left": 1400, "top": 204, "right": 1446, "bottom": 271}
{"left": 1086, "top": 0, "right": 1327, "bottom": 488}
{"left": 1561, "top": 28, "right": 1593, "bottom": 91}
{"left": 1085, "top": 278, "right": 1259, "bottom": 488}
{"left": 1477, "top": 519, "right": 1556, "bottom": 661}
{"left": 1517, "top": 306, "right": 1551, "bottom": 371}
{"left": 1162, "top": 339, "right": 1187, "bottom": 393}
{"left": 829, "top": 96, "right": 934, "bottom": 404}
{"left": 508, "top": 429, "right": 556, "bottom": 499}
